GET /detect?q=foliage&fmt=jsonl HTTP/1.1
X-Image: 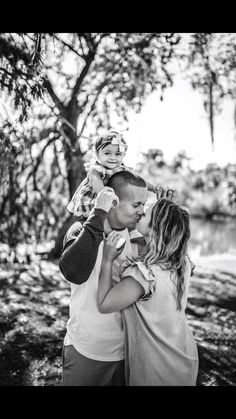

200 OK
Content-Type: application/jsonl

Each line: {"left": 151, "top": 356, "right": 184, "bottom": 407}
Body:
{"left": 1, "top": 33, "right": 182, "bottom": 193}
{"left": 181, "top": 33, "right": 236, "bottom": 146}
{"left": 136, "top": 149, "right": 236, "bottom": 218}
{"left": 0, "top": 33, "right": 45, "bottom": 121}
{"left": 1, "top": 33, "right": 236, "bottom": 256}
{"left": 0, "top": 120, "right": 69, "bottom": 259}
{"left": 1, "top": 33, "right": 182, "bottom": 256}
{"left": 188, "top": 163, "right": 236, "bottom": 217}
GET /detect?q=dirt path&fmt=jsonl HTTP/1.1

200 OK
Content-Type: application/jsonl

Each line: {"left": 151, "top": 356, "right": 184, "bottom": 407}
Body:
{"left": 0, "top": 256, "right": 235, "bottom": 386}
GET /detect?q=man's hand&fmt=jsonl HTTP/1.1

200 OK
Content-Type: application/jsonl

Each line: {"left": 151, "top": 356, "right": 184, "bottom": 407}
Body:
{"left": 95, "top": 187, "right": 119, "bottom": 213}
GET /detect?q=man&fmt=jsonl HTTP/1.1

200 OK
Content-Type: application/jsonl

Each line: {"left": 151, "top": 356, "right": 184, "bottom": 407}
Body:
{"left": 59, "top": 171, "right": 148, "bottom": 385}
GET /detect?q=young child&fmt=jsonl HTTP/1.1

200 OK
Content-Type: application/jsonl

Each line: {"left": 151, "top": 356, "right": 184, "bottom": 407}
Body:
{"left": 67, "top": 130, "right": 159, "bottom": 224}
{"left": 97, "top": 198, "right": 199, "bottom": 386}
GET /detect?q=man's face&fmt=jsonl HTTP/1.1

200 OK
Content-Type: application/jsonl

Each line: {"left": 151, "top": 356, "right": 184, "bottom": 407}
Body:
{"left": 108, "top": 184, "right": 148, "bottom": 230}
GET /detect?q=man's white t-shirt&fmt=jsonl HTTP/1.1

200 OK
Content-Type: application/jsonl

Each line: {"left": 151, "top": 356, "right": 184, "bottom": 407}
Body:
{"left": 64, "top": 228, "right": 138, "bottom": 361}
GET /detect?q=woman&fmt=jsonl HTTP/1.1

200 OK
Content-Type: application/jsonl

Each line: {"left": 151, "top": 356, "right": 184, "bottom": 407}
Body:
{"left": 97, "top": 198, "right": 199, "bottom": 386}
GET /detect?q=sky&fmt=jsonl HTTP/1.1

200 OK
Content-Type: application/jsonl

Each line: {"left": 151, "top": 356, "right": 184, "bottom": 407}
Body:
{"left": 123, "top": 75, "right": 236, "bottom": 171}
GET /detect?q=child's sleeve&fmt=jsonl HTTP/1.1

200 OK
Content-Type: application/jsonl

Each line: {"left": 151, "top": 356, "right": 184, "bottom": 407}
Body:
{"left": 85, "top": 161, "right": 107, "bottom": 181}
{"left": 121, "top": 261, "right": 156, "bottom": 301}
{"left": 67, "top": 186, "right": 81, "bottom": 214}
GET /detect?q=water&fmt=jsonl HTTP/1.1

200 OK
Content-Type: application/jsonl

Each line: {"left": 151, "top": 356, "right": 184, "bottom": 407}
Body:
{"left": 190, "top": 218, "right": 236, "bottom": 258}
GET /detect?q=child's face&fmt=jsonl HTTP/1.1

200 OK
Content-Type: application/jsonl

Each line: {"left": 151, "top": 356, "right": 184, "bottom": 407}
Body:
{"left": 97, "top": 144, "right": 125, "bottom": 169}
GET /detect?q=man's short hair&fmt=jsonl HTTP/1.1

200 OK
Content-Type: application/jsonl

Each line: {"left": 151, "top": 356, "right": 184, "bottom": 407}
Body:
{"left": 107, "top": 171, "right": 147, "bottom": 200}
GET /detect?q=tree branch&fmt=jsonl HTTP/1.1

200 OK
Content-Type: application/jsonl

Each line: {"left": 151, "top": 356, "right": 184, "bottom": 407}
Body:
{"left": 26, "top": 134, "right": 60, "bottom": 183}
{"left": 67, "top": 52, "right": 95, "bottom": 108}
{"left": 77, "top": 80, "right": 107, "bottom": 141}
{"left": 78, "top": 35, "right": 86, "bottom": 56}
{"left": 43, "top": 78, "right": 65, "bottom": 113}
{"left": 60, "top": 116, "right": 77, "bottom": 133}
{"left": 52, "top": 34, "right": 85, "bottom": 60}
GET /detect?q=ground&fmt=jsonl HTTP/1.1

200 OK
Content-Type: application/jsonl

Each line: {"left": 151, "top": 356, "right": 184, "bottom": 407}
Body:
{"left": 0, "top": 254, "right": 235, "bottom": 386}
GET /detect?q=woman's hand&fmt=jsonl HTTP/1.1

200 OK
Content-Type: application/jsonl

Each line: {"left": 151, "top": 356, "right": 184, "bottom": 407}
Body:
{"left": 103, "top": 231, "right": 125, "bottom": 261}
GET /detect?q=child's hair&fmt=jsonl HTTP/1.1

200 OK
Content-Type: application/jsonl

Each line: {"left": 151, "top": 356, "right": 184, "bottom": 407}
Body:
{"left": 140, "top": 198, "right": 190, "bottom": 311}
{"left": 95, "top": 130, "right": 128, "bottom": 154}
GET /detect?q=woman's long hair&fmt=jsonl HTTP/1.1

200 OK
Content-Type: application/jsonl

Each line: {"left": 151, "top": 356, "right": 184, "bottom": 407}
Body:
{"left": 137, "top": 199, "right": 190, "bottom": 311}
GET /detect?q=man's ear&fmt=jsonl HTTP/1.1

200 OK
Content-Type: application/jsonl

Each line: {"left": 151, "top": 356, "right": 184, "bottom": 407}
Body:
{"left": 111, "top": 196, "right": 119, "bottom": 208}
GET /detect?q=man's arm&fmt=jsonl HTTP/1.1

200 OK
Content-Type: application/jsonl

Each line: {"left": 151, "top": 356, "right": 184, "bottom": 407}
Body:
{"left": 59, "top": 208, "right": 107, "bottom": 285}
{"left": 59, "top": 187, "right": 119, "bottom": 285}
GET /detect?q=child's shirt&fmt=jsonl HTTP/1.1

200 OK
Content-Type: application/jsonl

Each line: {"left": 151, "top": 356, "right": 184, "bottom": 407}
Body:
{"left": 121, "top": 257, "right": 199, "bottom": 386}
{"left": 67, "top": 159, "right": 132, "bottom": 218}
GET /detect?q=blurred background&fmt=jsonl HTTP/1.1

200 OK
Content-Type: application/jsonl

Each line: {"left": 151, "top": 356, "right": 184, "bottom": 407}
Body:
{"left": 0, "top": 33, "right": 235, "bottom": 386}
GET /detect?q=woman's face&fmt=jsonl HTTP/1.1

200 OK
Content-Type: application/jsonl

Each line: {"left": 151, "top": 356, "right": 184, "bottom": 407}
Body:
{"left": 137, "top": 201, "right": 156, "bottom": 239}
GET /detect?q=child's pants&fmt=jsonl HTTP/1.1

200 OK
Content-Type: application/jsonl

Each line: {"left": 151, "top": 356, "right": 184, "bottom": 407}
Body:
{"left": 61, "top": 345, "right": 125, "bottom": 386}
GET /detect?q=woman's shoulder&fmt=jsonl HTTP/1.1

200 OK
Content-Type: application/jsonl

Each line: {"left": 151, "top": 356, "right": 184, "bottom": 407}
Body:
{"left": 122, "top": 259, "right": 154, "bottom": 277}
{"left": 121, "top": 259, "right": 156, "bottom": 301}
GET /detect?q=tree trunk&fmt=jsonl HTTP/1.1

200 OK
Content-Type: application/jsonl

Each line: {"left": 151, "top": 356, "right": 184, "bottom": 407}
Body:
{"left": 48, "top": 213, "right": 75, "bottom": 259}
{"left": 62, "top": 107, "right": 87, "bottom": 197}
{"left": 68, "top": 148, "right": 87, "bottom": 197}
{"left": 49, "top": 108, "right": 87, "bottom": 259}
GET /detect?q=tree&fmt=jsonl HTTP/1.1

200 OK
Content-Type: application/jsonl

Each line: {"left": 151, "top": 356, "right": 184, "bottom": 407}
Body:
{"left": 171, "top": 150, "right": 192, "bottom": 172}
{"left": 0, "top": 33, "right": 181, "bottom": 257}
{"left": 181, "top": 33, "right": 236, "bottom": 147}
{"left": 0, "top": 33, "right": 45, "bottom": 120}
{"left": 141, "top": 148, "right": 166, "bottom": 168}
{"left": 39, "top": 33, "right": 181, "bottom": 196}
{"left": 2, "top": 33, "right": 236, "bottom": 258}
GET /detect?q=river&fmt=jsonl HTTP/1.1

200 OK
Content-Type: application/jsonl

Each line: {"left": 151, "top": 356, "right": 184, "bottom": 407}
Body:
{"left": 189, "top": 217, "right": 236, "bottom": 274}
{"left": 190, "top": 217, "right": 236, "bottom": 257}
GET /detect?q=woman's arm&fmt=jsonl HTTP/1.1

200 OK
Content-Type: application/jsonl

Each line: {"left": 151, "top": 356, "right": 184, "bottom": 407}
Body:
{"left": 97, "top": 232, "right": 144, "bottom": 313}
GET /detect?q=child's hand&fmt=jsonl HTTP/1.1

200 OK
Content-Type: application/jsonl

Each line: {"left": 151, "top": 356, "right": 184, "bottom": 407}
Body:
{"left": 155, "top": 185, "right": 177, "bottom": 201}
{"left": 95, "top": 187, "right": 119, "bottom": 213}
{"left": 103, "top": 231, "right": 126, "bottom": 261}
{"left": 84, "top": 162, "right": 97, "bottom": 173}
